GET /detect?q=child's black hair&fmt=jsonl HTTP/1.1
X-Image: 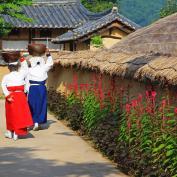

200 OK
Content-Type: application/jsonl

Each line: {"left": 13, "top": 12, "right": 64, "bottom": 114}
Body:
{"left": 8, "top": 62, "right": 21, "bottom": 72}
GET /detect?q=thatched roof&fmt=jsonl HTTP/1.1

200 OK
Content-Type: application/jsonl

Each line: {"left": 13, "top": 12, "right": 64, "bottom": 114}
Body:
{"left": 53, "top": 50, "right": 177, "bottom": 86}
{"left": 110, "top": 12, "right": 177, "bottom": 56}
{"left": 54, "top": 13, "right": 177, "bottom": 86}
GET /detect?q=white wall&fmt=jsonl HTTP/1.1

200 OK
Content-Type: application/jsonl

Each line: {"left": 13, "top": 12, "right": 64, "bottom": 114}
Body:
{"left": 2, "top": 40, "right": 64, "bottom": 51}
{"left": 2, "top": 40, "right": 29, "bottom": 50}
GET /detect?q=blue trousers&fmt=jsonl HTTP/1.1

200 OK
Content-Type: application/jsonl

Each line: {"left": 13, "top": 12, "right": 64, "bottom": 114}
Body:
{"left": 28, "top": 80, "right": 47, "bottom": 124}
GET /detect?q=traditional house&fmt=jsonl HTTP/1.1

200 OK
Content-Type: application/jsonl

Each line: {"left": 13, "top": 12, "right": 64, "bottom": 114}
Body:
{"left": 1, "top": 0, "right": 139, "bottom": 51}
{"left": 52, "top": 7, "right": 140, "bottom": 50}
{"left": 47, "top": 12, "right": 177, "bottom": 103}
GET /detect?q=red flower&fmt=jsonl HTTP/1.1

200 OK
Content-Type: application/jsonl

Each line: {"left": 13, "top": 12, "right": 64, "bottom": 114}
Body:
{"left": 85, "top": 83, "right": 89, "bottom": 92}
{"left": 107, "top": 91, "right": 111, "bottom": 97}
{"left": 174, "top": 108, "right": 177, "bottom": 114}
{"left": 146, "top": 91, "right": 150, "bottom": 97}
{"left": 138, "top": 94, "right": 143, "bottom": 103}
{"left": 72, "top": 74, "right": 79, "bottom": 95}
{"left": 131, "top": 99, "right": 138, "bottom": 107}
{"left": 125, "top": 104, "right": 131, "bottom": 114}
{"left": 79, "top": 84, "right": 85, "bottom": 91}
{"left": 146, "top": 107, "right": 152, "bottom": 114}
{"left": 151, "top": 91, "right": 157, "bottom": 98}
{"left": 127, "top": 120, "right": 131, "bottom": 130}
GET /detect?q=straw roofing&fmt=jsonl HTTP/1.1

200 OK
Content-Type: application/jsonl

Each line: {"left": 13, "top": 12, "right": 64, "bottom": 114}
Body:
{"left": 111, "top": 12, "right": 177, "bottom": 56}
{"left": 54, "top": 13, "right": 177, "bottom": 86}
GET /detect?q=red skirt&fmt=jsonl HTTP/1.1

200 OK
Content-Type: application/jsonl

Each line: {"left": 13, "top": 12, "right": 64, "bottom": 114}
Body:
{"left": 5, "top": 86, "right": 33, "bottom": 136}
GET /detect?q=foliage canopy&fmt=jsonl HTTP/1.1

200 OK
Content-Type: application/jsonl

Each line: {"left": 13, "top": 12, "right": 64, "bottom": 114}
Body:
{"left": 81, "top": 0, "right": 116, "bottom": 12}
{"left": 160, "top": 0, "right": 177, "bottom": 18}
{"left": 0, "top": 0, "right": 32, "bottom": 36}
{"left": 91, "top": 35, "right": 103, "bottom": 48}
{"left": 81, "top": 0, "right": 166, "bottom": 26}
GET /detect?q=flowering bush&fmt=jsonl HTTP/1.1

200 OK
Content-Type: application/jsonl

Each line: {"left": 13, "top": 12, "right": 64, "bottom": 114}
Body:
{"left": 48, "top": 72, "right": 177, "bottom": 177}
{"left": 118, "top": 91, "right": 177, "bottom": 176}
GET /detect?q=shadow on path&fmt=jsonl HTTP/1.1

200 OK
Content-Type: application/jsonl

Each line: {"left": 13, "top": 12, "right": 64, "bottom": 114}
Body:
{"left": 40, "top": 119, "right": 57, "bottom": 130}
{"left": 0, "top": 147, "right": 121, "bottom": 177}
{"left": 55, "top": 132, "right": 76, "bottom": 136}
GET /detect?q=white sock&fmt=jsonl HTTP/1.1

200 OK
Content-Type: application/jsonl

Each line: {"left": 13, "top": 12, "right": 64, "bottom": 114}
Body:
{"left": 34, "top": 123, "right": 39, "bottom": 127}
{"left": 13, "top": 132, "right": 18, "bottom": 141}
{"left": 5, "top": 130, "right": 12, "bottom": 139}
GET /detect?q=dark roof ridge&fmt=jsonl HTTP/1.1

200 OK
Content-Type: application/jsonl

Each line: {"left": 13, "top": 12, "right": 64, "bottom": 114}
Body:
{"left": 3, "top": 1, "right": 111, "bottom": 28}
{"left": 31, "top": 1, "right": 112, "bottom": 21}
{"left": 52, "top": 8, "right": 140, "bottom": 43}
{"left": 79, "top": 3, "right": 112, "bottom": 20}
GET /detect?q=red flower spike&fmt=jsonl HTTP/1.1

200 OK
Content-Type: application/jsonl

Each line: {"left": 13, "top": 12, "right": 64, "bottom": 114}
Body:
{"left": 127, "top": 120, "right": 131, "bottom": 130}
{"left": 138, "top": 94, "right": 143, "bottom": 103}
{"left": 72, "top": 74, "right": 79, "bottom": 95}
{"left": 174, "top": 108, "right": 177, "bottom": 114}
{"left": 125, "top": 104, "right": 131, "bottom": 114}
{"left": 131, "top": 99, "right": 138, "bottom": 108}
{"left": 146, "top": 91, "right": 149, "bottom": 98}
{"left": 151, "top": 91, "right": 157, "bottom": 98}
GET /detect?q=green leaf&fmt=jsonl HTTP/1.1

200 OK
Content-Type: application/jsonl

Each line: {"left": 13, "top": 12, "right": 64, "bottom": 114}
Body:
{"left": 166, "top": 150, "right": 175, "bottom": 157}
{"left": 153, "top": 144, "right": 165, "bottom": 153}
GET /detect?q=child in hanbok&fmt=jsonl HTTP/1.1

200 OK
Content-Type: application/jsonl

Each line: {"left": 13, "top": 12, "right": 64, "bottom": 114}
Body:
{"left": 26, "top": 51, "right": 53, "bottom": 130}
{"left": 1, "top": 57, "right": 33, "bottom": 140}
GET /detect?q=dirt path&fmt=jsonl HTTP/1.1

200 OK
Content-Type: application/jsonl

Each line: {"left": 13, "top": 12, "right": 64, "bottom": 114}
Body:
{"left": 0, "top": 100, "right": 128, "bottom": 177}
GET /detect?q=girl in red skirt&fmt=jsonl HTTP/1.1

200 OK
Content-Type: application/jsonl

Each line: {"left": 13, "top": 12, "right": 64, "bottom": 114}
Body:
{"left": 1, "top": 58, "right": 33, "bottom": 140}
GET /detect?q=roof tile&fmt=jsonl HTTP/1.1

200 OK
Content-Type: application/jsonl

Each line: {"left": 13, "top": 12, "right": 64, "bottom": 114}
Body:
{"left": 3, "top": 2, "right": 110, "bottom": 28}
{"left": 53, "top": 10, "right": 140, "bottom": 43}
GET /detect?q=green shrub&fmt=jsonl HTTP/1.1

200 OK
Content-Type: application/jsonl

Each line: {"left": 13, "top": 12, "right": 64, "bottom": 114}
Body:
{"left": 48, "top": 89, "right": 67, "bottom": 120}
{"left": 90, "top": 113, "right": 119, "bottom": 159}
{"left": 82, "top": 93, "right": 109, "bottom": 131}
{"left": 66, "top": 93, "right": 84, "bottom": 131}
{"left": 91, "top": 35, "right": 103, "bottom": 48}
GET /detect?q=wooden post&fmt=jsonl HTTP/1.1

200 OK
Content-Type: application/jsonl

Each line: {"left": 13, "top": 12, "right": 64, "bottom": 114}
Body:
{"left": 29, "top": 29, "right": 32, "bottom": 44}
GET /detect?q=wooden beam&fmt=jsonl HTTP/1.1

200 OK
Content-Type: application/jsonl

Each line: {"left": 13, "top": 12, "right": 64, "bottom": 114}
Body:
{"left": 101, "top": 35, "right": 122, "bottom": 39}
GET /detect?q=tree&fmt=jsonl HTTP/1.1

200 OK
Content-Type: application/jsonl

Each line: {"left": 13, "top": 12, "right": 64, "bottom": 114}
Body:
{"left": 81, "top": 0, "right": 117, "bottom": 12}
{"left": 0, "top": 0, "right": 32, "bottom": 36}
{"left": 160, "top": 0, "right": 177, "bottom": 18}
{"left": 81, "top": 0, "right": 166, "bottom": 26}
{"left": 118, "top": 0, "right": 165, "bottom": 26}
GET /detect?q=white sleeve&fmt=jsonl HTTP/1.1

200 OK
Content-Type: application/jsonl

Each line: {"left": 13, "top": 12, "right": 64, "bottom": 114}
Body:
{"left": 44, "top": 56, "right": 53, "bottom": 72}
{"left": 1, "top": 76, "right": 10, "bottom": 97}
{"left": 19, "top": 60, "right": 29, "bottom": 77}
{"left": 25, "top": 76, "right": 30, "bottom": 93}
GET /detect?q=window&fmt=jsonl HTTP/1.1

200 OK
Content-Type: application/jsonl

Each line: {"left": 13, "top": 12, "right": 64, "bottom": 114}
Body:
{"left": 39, "top": 29, "right": 52, "bottom": 38}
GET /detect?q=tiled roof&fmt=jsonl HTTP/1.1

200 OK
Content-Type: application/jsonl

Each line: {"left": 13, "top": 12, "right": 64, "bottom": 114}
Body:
{"left": 33, "top": 0, "right": 79, "bottom": 4}
{"left": 3, "top": 1, "right": 111, "bottom": 29}
{"left": 52, "top": 8, "right": 141, "bottom": 43}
